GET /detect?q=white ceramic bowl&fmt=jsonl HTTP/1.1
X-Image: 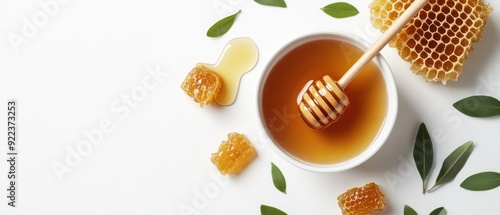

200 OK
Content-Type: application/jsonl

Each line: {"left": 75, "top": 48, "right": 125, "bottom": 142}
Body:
{"left": 258, "top": 31, "right": 398, "bottom": 172}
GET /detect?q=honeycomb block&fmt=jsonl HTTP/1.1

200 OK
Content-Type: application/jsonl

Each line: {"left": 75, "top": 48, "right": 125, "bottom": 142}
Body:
{"left": 370, "top": 0, "right": 492, "bottom": 84}
{"left": 338, "top": 182, "right": 385, "bottom": 215}
{"left": 211, "top": 133, "right": 256, "bottom": 175}
{"left": 181, "top": 64, "right": 222, "bottom": 107}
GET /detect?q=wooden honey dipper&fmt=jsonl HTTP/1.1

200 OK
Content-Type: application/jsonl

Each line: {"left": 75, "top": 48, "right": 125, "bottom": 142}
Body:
{"left": 299, "top": 0, "right": 429, "bottom": 130}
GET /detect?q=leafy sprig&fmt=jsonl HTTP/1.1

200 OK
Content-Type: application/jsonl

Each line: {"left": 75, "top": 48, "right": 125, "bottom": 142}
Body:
{"left": 428, "top": 141, "right": 474, "bottom": 192}
{"left": 261, "top": 205, "right": 287, "bottom": 215}
{"left": 453, "top": 95, "right": 500, "bottom": 117}
{"left": 321, "top": 2, "right": 359, "bottom": 18}
{"left": 261, "top": 163, "right": 288, "bottom": 215}
{"left": 206, "top": 10, "right": 241, "bottom": 37}
{"left": 461, "top": 171, "right": 500, "bottom": 191}
{"left": 404, "top": 205, "right": 418, "bottom": 215}
{"left": 413, "top": 123, "right": 474, "bottom": 193}
{"left": 429, "top": 207, "right": 447, "bottom": 215}
{"left": 413, "top": 123, "right": 434, "bottom": 194}
{"left": 254, "top": 0, "right": 287, "bottom": 8}
{"left": 271, "top": 162, "right": 287, "bottom": 194}
{"left": 405, "top": 205, "right": 446, "bottom": 215}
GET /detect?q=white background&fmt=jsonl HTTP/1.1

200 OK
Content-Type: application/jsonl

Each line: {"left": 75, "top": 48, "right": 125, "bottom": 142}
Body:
{"left": 1, "top": 0, "right": 499, "bottom": 214}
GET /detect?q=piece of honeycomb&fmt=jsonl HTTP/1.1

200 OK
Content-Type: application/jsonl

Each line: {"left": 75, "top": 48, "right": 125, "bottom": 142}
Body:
{"left": 370, "top": 0, "right": 492, "bottom": 84}
{"left": 211, "top": 133, "right": 256, "bottom": 175}
{"left": 338, "top": 182, "right": 385, "bottom": 215}
{"left": 181, "top": 64, "right": 222, "bottom": 107}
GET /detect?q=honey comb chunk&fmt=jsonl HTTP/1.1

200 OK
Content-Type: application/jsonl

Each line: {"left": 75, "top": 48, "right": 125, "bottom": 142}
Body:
{"left": 338, "top": 182, "right": 385, "bottom": 215}
{"left": 211, "top": 133, "right": 256, "bottom": 175}
{"left": 181, "top": 64, "right": 222, "bottom": 107}
{"left": 370, "top": 0, "right": 492, "bottom": 84}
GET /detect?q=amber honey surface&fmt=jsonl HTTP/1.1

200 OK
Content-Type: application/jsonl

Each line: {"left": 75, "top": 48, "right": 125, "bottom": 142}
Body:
{"left": 261, "top": 39, "right": 387, "bottom": 164}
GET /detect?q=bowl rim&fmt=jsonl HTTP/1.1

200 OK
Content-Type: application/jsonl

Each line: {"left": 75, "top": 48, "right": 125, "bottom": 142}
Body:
{"left": 257, "top": 31, "right": 399, "bottom": 172}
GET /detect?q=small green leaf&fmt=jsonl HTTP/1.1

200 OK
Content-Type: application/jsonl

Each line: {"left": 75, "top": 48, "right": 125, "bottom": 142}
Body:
{"left": 461, "top": 171, "right": 500, "bottom": 191}
{"left": 271, "top": 162, "right": 287, "bottom": 194}
{"left": 428, "top": 141, "right": 473, "bottom": 192}
{"left": 254, "top": 0, "right": 287, "bottom": 8}
{"left": 429, "top": 207, "right": 446, "bottom": 215}
{"left": 260, "top": 205, "right": 287, "bottom": 215}
{"left": 453, "top": 95, "right": 500, "bottom": 117}
{"left": 321, "top": 2, "right": 359, "bottom": 18}
{"left": 413, "top": 123, "right": 434, "bottom": 194}
{"left": 404, "top": 205, "right": 418, "bottom": 215}
{"left": 206, "top": 10, "right": 241, "bottom": 38}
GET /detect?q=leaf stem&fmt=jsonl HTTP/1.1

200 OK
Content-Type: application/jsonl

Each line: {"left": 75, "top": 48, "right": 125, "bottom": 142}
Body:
{"left": 427, "top": 184, "right": 438, "bottom": 193}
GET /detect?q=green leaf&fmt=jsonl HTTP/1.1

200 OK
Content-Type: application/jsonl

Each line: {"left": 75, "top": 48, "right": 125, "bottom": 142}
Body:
{"left": 453, "top": 95, "right": 500, "bottom": 117}
{"left": 428, "top": 141, "right": 474, "bottom": 192}
{"left": 413, "top": 123, "right": 434, "bottom": 194}
{"left": 461, "top": 171, "right": 500, "bottom": 191}
{"left": 271, "top": 162, "right": 287, "bottom": 194}
{"left": 261, "top": 205, "right": 287, "bottom": 215}
{"left": 321, "top": 2, "right": 359, "bottom": 18}
{"left": 429, "top": 207, "right": 446, "bottom": 215}
{"left": 206, "top": 10, "right": 241, "bottom": 38}
{"left": 254, "top": 0, "right": 287, "bottom": 8}
{"left": 404, "top": 205, "right": 418, "bottom": 215}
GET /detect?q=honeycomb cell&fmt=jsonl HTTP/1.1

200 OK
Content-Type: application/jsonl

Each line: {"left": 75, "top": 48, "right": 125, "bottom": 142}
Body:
{"left": 439, "top": 53, "right": 448, "bottom": 61}
{"left": 428, "top": 11, "right": 436, "bottom": 19}
{"left": 407, "top": 38, "right": 416, "bottom": 48}
{"left": 389, "top": 11, "right": 399, "bottom": 19}
{"left": 446, "top": 14, "right": 454, "bottom": 23}
{"left": 455, "top": 46, "right": 464, "bottom": 55}
{"left": 424, "top": 32, "right": 432, "bottom": 40}
{"left": 422, "top": 22, "right": 429, "bottom": 31}
{"left": 437, "top": 70, "right": 445, "bottom": 79}
{"left": 431, "top": 52, "right": 439, "bottom": 61}
{"left": 437, "top": 13, "right": 446, "bottom": 21}
{"left": 428, "top": 40, "right": 437, "bottom": 49}
{"left": 449, "top": 55, "right": 458, "bottom": 62}
{"left": 443, "top": 61, "right": 453, "bottom": 71}
{"left": 418, "top": 11, "right": 426, "bottom": 19}
{"left": 380, "top": 10, "right": 388, "bottom": 18}
{"left": 442, "top": 5, "right": 451, "bottom": 13}
{"left": 401, "top": 47, "right": 411, "bottom": 58}
{"left": 410, "top": 51, "right": 418, "bottom": 59}
{"left": 415, "top": 59, "right": 424, "bottom": 67}
{"left": 395, "top": 2, "right": 404, "bottom": 10}
{"left": 432, "top": 5, "right": 440, "bottom": 13}
{"left": 441, "top": 34, "right": 450, "bottom": 43}
{"left": 434, "top": 60, "right": 442, "bottom": 69}
{"left": 420, "top": 51, "right": 428, "bottom": 59}
{"left": 464, "top": 5, "right": 472, "bottom": 13}
{"left": 428, "top": 69, "right": 437, "bottom": 78}
{"left": 436, "top": 43, "right": 445, "bottom": 52}
{"left": 425, "top": 58, "right": 433, "bottom": 67}
{"left": 369, "top": 0, "right": 492, "bottom": 84}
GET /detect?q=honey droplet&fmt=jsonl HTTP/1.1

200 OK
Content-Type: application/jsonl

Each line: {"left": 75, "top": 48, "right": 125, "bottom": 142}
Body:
{"left": 203, "top": 37, "right": 259, "bottom": 105}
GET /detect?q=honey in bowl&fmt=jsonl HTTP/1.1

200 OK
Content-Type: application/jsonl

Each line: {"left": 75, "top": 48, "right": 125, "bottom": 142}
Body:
{"left": 260, "top": 34, "right": 389, "bottom": 166}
